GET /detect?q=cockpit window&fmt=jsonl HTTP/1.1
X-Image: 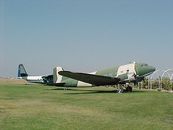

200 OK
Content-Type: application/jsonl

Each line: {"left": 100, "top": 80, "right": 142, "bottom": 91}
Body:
{"left": 141, "top": 64, "right": 148, "bottom": 66}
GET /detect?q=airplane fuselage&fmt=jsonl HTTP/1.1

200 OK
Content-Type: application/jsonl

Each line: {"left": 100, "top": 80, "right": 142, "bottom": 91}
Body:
{"left": 54, "top": 62, "right": 155, "bottom": 87}
{"left": 22, "top": 76, "right": 44, "bottom": 83}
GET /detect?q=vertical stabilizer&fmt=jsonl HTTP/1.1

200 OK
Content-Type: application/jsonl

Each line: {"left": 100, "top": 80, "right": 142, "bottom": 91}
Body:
{"left": 18, "top": 64, "right": 28, "bottom": 77}
{"left": 53, "top": 67, "right": 63, "bottom": 83}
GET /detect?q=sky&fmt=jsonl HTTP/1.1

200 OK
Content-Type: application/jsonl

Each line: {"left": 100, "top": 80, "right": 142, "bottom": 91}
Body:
{"left": 0, "top": 0, "right": 173, "bottom": 77}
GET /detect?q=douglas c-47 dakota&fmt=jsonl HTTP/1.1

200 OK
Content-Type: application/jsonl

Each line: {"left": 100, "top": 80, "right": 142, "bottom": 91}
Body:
{"left": 18, "top": 62, "right": 155, "bottom": 93}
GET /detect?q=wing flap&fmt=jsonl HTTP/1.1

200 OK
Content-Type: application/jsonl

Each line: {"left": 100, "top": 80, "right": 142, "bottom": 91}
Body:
{"left": 58, "top": 71, "right": 120, "bottom": 86}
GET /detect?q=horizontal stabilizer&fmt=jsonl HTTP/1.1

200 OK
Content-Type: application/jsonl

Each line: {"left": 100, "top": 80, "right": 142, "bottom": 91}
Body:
{"left": 58, "top": 71, "right": 120, "bottom": 86}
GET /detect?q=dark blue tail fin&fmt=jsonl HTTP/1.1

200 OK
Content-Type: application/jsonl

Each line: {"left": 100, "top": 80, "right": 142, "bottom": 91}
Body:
{"left": 18, "top": 64, "right": 28, "bottom": 77}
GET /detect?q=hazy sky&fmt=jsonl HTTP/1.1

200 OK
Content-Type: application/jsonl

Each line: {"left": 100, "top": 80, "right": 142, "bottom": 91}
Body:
{"left": 1, "top": 0, "right": 173, "bottom": 77}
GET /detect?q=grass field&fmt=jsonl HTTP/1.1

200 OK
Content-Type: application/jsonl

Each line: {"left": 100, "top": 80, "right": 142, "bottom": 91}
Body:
{"left": 0, "top": 81, "right": 173, "bottom": 130}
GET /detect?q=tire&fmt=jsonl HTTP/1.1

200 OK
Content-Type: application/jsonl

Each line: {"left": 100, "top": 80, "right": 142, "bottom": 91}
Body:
{"left": 126, "top": 86, "right": 132, "bottom": 92}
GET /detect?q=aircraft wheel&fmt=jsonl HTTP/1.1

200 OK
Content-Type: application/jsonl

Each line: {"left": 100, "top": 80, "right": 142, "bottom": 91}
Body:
{"left": 118, "top": 89, "right": 124, "bottom": 93}
{"left": 126, "top": 86, "right": 132, "bottom": 92}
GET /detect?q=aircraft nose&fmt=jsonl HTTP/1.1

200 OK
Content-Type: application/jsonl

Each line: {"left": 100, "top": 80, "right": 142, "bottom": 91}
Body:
{"left": 135, "top": 63, "right": 156, "bottom": 76}
{"left": 148, "top": 66, "right": 156, "bottom": 73}
{"left": 150, "top": 66, "right": 156, "bottom": 72}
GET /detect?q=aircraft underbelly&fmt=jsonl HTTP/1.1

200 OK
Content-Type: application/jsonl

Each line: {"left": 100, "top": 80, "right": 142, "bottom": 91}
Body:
{"left": 77, "top": 81, "right": 92, "bottom": 87}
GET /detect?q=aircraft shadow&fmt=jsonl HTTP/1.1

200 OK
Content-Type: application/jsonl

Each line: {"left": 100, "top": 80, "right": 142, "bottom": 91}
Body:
{"left": 48, "top": 87, "right": 146, "bottom": 95}
{"left": 47, "top": 87, "right": 74, "bottom": 91}
{"left": 65, "top": 90, "right": 117, "bottom": 95}
{"left": 65, "top": 89, "right": 146, "bottom": 95}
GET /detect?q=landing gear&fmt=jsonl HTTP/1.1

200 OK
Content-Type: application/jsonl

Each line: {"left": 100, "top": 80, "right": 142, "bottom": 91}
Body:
{"left": 118, "top": 88, "right": 124, "bottom": 93}
{"left": 116, "top": 84, "right": 133, "bottom": 93}
{"left": 125, "top": 85, "right": 132, "bottom": 92}
{"left": 117, "top": 85, "right": 124, "bottom": 93}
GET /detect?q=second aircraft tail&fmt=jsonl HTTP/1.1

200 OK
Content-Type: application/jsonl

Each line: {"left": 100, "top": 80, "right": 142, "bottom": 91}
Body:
{"left": 18, "top": 64, "right": 28, "bottom": 77}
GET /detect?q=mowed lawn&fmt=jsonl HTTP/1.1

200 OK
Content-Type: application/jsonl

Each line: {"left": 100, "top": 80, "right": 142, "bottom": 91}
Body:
{"left": 0, "top": 83, "right": 173, "bottom": 130}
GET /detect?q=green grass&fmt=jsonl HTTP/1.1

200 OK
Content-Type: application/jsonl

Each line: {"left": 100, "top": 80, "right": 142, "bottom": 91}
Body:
{"left": 0, "top": 84, "right": 173, "bottom": 130}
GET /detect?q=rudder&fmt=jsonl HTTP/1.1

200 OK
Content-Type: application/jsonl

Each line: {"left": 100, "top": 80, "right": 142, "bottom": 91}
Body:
{"left": 18, "top": 64, "right": 28, "bottom": 77}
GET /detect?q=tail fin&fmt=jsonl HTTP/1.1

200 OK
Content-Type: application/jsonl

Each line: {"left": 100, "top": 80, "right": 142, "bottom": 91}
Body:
{"left": 18, "top": 64, "right": 28, "bottom": 77}
{"left": 53, "top": 67, "right": 64, "bottom": 83}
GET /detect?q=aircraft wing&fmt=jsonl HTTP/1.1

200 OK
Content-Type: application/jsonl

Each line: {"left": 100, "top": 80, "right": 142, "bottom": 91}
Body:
{"left": 58, "top": 71, "right": 120, "bottom": 86}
